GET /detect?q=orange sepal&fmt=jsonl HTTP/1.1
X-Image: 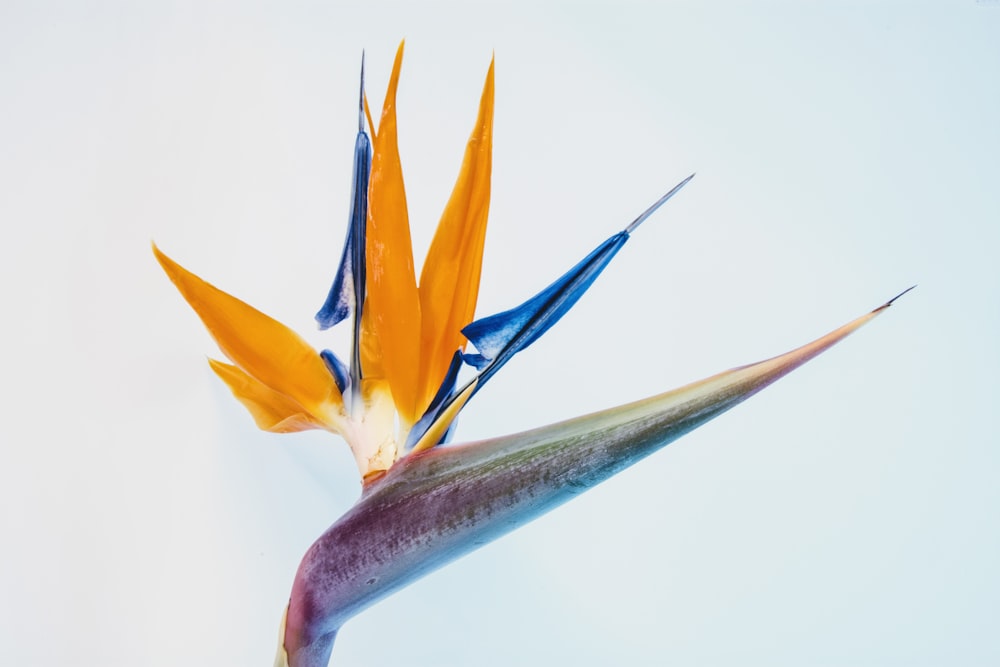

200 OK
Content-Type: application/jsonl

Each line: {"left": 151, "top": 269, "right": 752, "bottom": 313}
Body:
{"left": 153, "top": 243, "right": 344, "bottom": 428}
{"left": 209, "top": 359, "right": 326, "bottom": 433}
{"left": 417, "top": 57, "right": 495, "bottom": 412}
{"left": 364, "top": 40, "right": 422, "bottom": 425}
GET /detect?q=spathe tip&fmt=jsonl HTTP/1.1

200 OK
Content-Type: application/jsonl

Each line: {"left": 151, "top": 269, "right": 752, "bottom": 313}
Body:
{"left": 358, "top": 51, "right": 366, "bottom": 132}
{"left": 875, "top": 285, "right": 916, "bottom": 312}
{"left": 625, "top": 173, "right": 695, "bottom": 234}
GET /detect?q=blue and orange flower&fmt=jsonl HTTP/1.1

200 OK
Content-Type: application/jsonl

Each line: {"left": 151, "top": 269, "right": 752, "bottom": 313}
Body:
{"left": 155, "top": 43, "right": 908, "bottom": 667}
{"left": 154, "top": 41, "right": 691, "bottom": 480}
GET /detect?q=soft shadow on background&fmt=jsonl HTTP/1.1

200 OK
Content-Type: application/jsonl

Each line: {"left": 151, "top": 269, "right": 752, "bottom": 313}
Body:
{"left": 2, "top": 2, "right": 998, "bottom": 665}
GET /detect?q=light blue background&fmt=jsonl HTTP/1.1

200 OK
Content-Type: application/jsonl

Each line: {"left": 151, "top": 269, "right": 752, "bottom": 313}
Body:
{"left": 2, "top": 1, "right": 997, "bottom": 665}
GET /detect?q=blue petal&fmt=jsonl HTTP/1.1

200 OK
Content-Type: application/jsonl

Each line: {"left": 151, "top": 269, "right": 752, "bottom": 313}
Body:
{"left": 314, "top": 223, "right": 354, "bottom": 329}
{"left": 462, "top": 232, "right": 628, "bottom": 381}
{"left": 316, "top": 57, "right": 371, "bottom": 414}
{"left": 320, "top": 349, "right": 351, "bottom": 395}
{"left": 315, "top": 129, "right": 371, "bottom": 330}
{"left": 462, "top": 173, "right": 694, "bottom": 390}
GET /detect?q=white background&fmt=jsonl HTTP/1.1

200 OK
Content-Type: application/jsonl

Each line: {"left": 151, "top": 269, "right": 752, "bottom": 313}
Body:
{"left": 2, "top": 1, "right": 998, "bottom": 665}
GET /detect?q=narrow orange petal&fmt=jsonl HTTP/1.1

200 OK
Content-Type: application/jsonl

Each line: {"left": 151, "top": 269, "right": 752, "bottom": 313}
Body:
{"left": 416, "top": 57, "right": 495, "bottom": 413}
{"left": 209, "top": 359, "right": 325, "bottom": 433}
{"left": 365, "top": 41, "right": 422, "bottom": 425}
{"left": 153, "top": 244, "right": 344, "bottom": 427}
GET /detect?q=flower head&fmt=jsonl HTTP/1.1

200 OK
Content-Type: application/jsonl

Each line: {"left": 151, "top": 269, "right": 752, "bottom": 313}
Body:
{"left": 154, "top": 44, "right": 909, "bottom": 667}
{"left": 154, "top": 42, "right": 691, "bottom": 480}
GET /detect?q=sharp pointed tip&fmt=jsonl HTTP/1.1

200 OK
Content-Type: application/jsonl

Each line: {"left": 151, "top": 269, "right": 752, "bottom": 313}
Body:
{"left": 358, "top": 52, "right": 366, "bottom": 132}
{"left": 876, "top": 284, "right": 917, "bottom": 311}
{"left": 151, "top": 240, "right": 169, "bottom": 265}
{"left": 624, "top": 173, "right": 696, "bottom": 234}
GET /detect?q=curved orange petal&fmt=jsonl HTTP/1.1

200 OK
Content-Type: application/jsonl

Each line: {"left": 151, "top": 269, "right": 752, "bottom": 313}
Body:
{"left": 417, "top": 57, "right": 495, "bottom": 413}
{"left": 208, "top": 359, "right": 326, "bottom": 433}
{"left": 364, "top": 40, "right": 422, "bottom": 425}
{"left": 153, "top": 244, "right": 344, "bottom": 428}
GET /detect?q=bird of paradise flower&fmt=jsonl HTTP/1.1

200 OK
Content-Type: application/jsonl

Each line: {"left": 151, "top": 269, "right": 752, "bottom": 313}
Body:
{"left": 154, "top": 42, "right": 910, "bottom": 667}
